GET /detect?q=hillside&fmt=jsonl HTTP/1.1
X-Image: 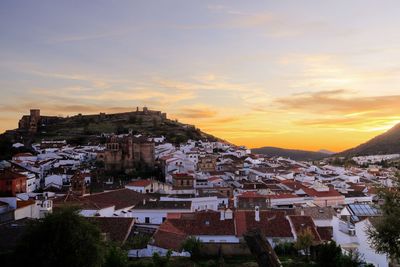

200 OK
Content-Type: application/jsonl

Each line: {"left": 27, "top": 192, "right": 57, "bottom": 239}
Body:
{"left": 338, "top": 122, "right": 400, "bottom": 156}
{"left": 1, "top": 109, "right": 220, "bottom": 147}
{"left": 251, "top": 146, "right": 329, "bottom": 161}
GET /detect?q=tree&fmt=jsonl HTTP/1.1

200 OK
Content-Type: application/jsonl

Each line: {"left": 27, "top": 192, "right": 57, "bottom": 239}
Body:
{"left": 152, "top": 250, "right": 171, "bottom": 267}
{"left": 338, "top": 249, "right": 365, "bottom": 267}
{"left": 15, "top": 207, "right": 105, "bottom": 267}
{"left": 294, "top": 227, "right": 314, "bottom": 260}
{"left": 103, "top": 245, "right": 129, "bottom": 267}
{"left": 315, "top": 241, "right": 342, "bottom": 267}
{"left": 181, "top": 236, "right": 203, "bottom": 260}
{"left": 368, "top": 173, "right": 400, "bottom": 261}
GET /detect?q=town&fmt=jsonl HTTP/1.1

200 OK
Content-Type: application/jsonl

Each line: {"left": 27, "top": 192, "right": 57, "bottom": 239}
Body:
{"left": 0, "top": 108, "right": 398, "bottom": 267}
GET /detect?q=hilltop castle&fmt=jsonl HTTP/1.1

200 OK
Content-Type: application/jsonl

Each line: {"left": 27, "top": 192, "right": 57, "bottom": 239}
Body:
{"left": 18, "top": 109, "right": 61, "bottom": 134}
{"left": 17, "top": 107, "right": 167, "bottom": 134}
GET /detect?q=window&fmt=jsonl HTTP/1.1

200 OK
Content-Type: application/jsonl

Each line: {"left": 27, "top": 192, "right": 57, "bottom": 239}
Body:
{"left": 145, "top": 217, "right": 150, "bottom": 223}
{"left": 162, "top": 217, "right": 166, "bottom": 222}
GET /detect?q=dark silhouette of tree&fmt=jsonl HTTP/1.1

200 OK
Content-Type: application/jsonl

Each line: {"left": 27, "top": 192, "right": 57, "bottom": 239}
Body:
{"left": 181, "top": 236, "right": 203, "bottom": 260}
{"left": 15, "top": 207, "right": 105, "bottom": 267}
{"left": 368, "top": 173, "right": 400, "bottom": 261}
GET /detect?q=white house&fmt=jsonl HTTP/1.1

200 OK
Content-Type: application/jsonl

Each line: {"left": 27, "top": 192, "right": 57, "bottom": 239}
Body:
{"left": 132, "top": 200, "right": 192, "bottom": 224}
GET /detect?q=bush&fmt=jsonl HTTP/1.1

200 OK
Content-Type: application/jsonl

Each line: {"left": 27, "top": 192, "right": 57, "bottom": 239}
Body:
{"left": 181, "top": 236, "right": 203, "bottom": 260}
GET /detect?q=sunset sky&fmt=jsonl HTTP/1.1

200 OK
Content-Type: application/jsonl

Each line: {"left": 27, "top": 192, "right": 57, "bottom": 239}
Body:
{"left": 1, "top": 1, "right": 400, "bottom": 152}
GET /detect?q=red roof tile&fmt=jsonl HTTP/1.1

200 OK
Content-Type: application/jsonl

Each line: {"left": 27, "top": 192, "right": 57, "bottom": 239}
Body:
{"left": 288, "top": 215, "right": 321, "bottom": 243}
{"left": 235, "top": 210, "right": 293, "bottom": 238}
{"left": 126, "top": 180, "right": 152, "bottom": 187}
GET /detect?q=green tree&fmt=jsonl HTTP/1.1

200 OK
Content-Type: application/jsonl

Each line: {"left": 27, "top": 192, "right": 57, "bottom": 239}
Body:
{"left": 368, "top": 173, "right": 400, "bottom": 261}
{"left": 181, "top": 236, "right": 203, "bottom": 260}
{"left": 103, "top": 245, "right": 129, "bottom": 267}
{"left": 152, "top": 250, "right": 172, "bottom": 267}
{"left": 315, "top": 241, "right": 342, "bottom": 267}
{"left": 338, "top": 249, "right": 364, "bottom": 267}
{"left": 294, "top": 228, "right": 314, "bottom": 260}
{"left": 15, "top": 207, "right": 105, "bottom": 267}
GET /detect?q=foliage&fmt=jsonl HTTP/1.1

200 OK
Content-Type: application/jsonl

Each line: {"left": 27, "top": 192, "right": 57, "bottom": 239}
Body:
{"left": 294, "top": 228, "right": 314, "bottom": 257}
{"left": 15, "top": 207, "right": 105, "bottom": 267}
{"left": 0, "top": 135, "right": 35, "bottom": 160}
{"left": 181, "top": 236, "right": 203, "bottom": 260}
{"left": 104, "top": 245, "right": 129, "bottom": 267}
{"left": 337, "top": 250, "right": 365, "bottom": 267}
{"left": 124, "top": 233, "right": 151, "bottom": 250}
{"left": 368, "top": 173, "right": 400, "bottom": 260}
{"left": 152, "top": 250, "right": 172, "bottom": 267}
{"left": 274, "top": 242, "right": 297, "bottom": 257}
{"left": 314, "top": 241, "right": 342, "bottom": 267}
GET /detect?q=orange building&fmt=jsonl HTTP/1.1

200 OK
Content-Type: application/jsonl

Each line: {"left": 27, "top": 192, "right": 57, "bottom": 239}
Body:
{"left": 0, "top": 169, "right": 27, "bottom": 196}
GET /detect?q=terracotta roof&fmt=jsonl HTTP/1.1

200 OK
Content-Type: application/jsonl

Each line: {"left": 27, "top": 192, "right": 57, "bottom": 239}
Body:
{"left": 235, "top": 210, "right": 293, "bottom": 238}
{"left": 86, "top": 217, "right": 134, "bottom": 244}
{"left": 294, "top": 207, "right": 335, "bottom": 220}
{"left": 288, "top": 215, "right": 321, "bottom": 243}
{"left": 238, "top": 191, "right": 268, "bottom": 199}
{"left": 282, "top": 180, "right": 342, "bottom": 198}
{"left": 152, "top": 221, "right": 187, "bottom": 251}
{"left": 16, "top": 200, "right": 35, "bottom": 209}
{"left": 54, "top": 188, "right": 148, "bottom": 211}
{"left": 126, "top": 180, "right": 152, "bottom": 187}
{"left": 268, "top": 193, "right": 300, "bottom": 199}
{"left": 83, "top": 189, "right": 147, "bottom": 210}
{"left": 13, "top": 153, "right": 34, "bottom": 157}
{"left": 317, "top": 226, "right": 333, "bottom": 242}
{"left": 0, "top": 169, "right": 27, "bottom": 181}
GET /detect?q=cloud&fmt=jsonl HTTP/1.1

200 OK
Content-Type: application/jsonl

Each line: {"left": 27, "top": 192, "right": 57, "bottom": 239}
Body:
{"left": 275, "top": 89, "right": 400, "bottom": 131}
{"left": 174, "top": 107, "right": 218, "bottom": 119}
{"left": 45, "top": 28, "right": 133, "bottom": 44}
{"left": 276, "top": 89, "right": 400, "bottom": 114}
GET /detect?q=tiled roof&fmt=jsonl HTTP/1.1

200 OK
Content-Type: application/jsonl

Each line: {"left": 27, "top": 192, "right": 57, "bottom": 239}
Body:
{"left": 235, "top": 210, "right": 293, "bottom": 238}
{"left": 126, "top": 180, "right": 152, "bottom": 187}
{"left": 54, "top": 188, "right": 148, "bottom": 211}
{"left": 288, "top": 215, "right": 321, "bottom": 243}
{"left": 83, "top": 189, "right": 147, "bottom": 210}
{"left": 294, "top": 207, "right": 335, "bottom": 220}
{"left": 316, "top": 226, "right": 333, "bottom": 241}
{"left": 152, "top": 221, "right": 187, "bottom": 251}
{"left": 0, "top": 169, "right": 27, "bottom": 181}
{"left": 238, "top": 191, "right": 268, "bottom": 199}
{"left": 86, "top": 217, "right": 134, "bottom": 244}
{"left": 16, "top": 200, "right": 35, "bottom": 209}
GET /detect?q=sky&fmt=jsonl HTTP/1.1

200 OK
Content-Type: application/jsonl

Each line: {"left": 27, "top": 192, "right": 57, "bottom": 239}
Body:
{"left": 1, "top": 0, "right": 400, "bottom": 152}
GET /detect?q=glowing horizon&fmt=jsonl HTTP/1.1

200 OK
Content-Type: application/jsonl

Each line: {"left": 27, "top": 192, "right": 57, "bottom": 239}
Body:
{"left": 1, "top": 1, "right": 400, "bottom": 152}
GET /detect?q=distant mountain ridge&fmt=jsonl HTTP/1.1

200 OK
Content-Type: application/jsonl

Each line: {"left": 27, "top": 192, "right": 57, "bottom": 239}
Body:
{"left": 251, "top": 146, "right": 329, "bottom": 161}
{"left": 338, "top": 122, "right": 400, "bottom": 156}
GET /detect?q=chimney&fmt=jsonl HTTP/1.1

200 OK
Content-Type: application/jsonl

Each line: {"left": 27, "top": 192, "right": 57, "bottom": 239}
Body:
{"left": 255, "top": 206, "right": 260, "bottom": 222}
{"left": 220, "top": 209, "right": 225, "bottom": 221}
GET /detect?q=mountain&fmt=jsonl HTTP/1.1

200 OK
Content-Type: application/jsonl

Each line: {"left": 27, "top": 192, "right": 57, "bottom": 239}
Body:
{"left": 251, "top": 146, "right": 329, "bottom": 161}
{"left": 338, "top": 122, "right": 400, "bottom": 156}
{"left": 318, "top": 149, "right": 336, "bottom": 155}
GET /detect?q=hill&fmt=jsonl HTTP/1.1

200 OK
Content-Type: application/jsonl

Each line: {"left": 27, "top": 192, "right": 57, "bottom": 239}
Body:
{"left": 1, "top": 108, "right": 220, "bottom": 147}
{"left": 338, "top": 122, "right": 400, "bottom": 156}
{"left": 251, "top": 146, "right": 329, "bottom": 161}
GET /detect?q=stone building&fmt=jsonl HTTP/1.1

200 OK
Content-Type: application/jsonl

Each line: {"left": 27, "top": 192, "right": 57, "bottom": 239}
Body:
{"left": 197, "top": 155, "right": 217, "bottom": 172}
{"left": 18, "top": 109, "right": 60, "bottom": 134}
{"left": 97, "top": 134, "right": 155, "bottom": 172}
